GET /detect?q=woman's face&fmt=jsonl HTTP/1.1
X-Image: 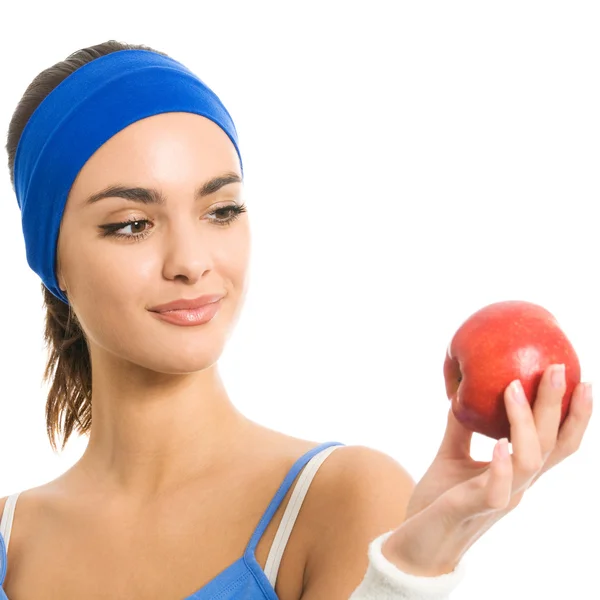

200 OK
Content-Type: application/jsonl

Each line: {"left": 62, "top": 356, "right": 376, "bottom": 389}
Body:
{"left": 56, "top": 113, "right": 250, "bottom": 374}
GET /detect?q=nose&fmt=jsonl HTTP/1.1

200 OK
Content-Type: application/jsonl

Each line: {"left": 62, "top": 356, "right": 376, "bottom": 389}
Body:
{"left": 161, "top": 219, "right": 214, "bottom": 284}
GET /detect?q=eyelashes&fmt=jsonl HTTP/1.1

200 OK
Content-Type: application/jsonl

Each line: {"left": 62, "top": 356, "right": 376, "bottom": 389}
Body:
{"left": 98, "top": 203, "right": 248, "bottom": 241}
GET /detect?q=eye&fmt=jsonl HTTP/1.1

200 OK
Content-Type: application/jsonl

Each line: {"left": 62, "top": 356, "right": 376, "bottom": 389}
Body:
{"left": 97, "top": 202, "right": 248, "bottom": 241}
{"left": 208, "top": 203, "right": 248, "bottom": 226}
{"left": 98, "top": 219, "right": 152, "bottom": 240}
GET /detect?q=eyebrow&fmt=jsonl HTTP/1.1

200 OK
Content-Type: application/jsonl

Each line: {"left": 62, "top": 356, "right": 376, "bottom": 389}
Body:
{"left": 84, "top": 172, "right": 242, "bottom": 206}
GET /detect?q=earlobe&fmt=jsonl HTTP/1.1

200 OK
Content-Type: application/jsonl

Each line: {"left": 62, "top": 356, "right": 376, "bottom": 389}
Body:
{"left": 56, "top": 269, "right": 67, "bottom": 293}
{"left": 56, "top": 254, "right": 67, "bottom": 292}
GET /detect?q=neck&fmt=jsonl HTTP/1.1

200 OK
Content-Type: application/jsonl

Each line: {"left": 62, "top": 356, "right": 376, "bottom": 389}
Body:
{"left": 70, "top": 349, "right": 255, "bottom": 502}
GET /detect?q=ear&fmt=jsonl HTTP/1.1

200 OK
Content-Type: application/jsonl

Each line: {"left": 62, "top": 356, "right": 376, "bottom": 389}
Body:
{"left": 55, "top": 257, "right": 67, "bottom": 293}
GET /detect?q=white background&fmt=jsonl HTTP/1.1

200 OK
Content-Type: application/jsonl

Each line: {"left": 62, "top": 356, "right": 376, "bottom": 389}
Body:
{"left": 0, "top": 2, "right": 598, "bottom": 598}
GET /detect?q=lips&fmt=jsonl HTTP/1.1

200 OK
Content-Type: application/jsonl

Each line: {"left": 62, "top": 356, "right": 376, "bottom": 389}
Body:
{"left": 151, "top": 303, "right": 222, "bottom": 327}
{"left": 149, "top": 293, "right": 225, "bottom": 313}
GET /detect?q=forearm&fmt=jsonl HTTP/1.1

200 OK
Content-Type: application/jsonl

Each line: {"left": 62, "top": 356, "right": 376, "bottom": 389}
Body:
{"left": 348, "top": 530, "right": 466, "bottom": 600}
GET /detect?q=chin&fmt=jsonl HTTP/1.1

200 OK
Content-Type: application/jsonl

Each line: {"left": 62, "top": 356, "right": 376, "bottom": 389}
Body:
{"left": 110, "top": 321, "right": 229, "bottom": 375}
{"left": 133, "top": 343, "right": 225, "bottom": 375}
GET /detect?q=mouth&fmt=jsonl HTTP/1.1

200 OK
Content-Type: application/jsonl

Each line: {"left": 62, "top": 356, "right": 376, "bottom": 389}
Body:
{"left": 149, "top": 298, "right": 223, "bottom": 327}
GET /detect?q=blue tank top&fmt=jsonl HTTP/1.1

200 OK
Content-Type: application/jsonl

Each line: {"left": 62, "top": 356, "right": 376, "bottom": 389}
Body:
{"left": 0, "top": 440, "right": 345, "bottom": 599}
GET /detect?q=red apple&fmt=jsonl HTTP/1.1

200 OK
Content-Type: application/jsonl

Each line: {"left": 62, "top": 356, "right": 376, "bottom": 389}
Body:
{"left": 443, "top": 300, "right": 581, "bottom": 442}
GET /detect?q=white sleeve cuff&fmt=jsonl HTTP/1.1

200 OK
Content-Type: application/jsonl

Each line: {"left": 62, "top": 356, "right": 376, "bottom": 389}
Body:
{"left": 348, "top": 530, "right": 467, "bottom": 599}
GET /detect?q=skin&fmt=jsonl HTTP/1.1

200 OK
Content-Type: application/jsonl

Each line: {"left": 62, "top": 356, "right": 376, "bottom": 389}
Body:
{"left": 55, "top": 112, "right": 258, "bottom": 501}
{"left": 381, "top": 366, "right": 594, "bottom": 577}
{"left": 56, "top": 113, "right": 593, "bottom": 592}
{"left": 1, "top": 112, "right": 593, "bottom": 598}
{"left": 2, "top": 113, "right": 334, "bottom": 599}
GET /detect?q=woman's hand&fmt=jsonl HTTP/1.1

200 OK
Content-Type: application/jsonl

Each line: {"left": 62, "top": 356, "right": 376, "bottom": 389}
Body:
{"left": 382, "top": 364, "right": 593, "bottom": 577}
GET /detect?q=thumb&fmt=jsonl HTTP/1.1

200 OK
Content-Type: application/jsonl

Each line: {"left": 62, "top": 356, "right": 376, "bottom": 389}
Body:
{"left": 442, "top": 437, "right": 513, "bottom": 524}
{"left": 437, "top": 407, "right": 475, "bottom": 459}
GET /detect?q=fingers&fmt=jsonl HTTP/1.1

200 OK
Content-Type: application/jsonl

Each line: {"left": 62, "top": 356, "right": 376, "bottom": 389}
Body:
{"left": 442, "top": 437, "right": 513, "bottom": 523}
{"left": 437, "top": 407, "right": 474, "bottom": 459}
{"left": 504, "top": 377, "right": 544, "bottom": 484}
{"left": 531, "top": 364, "right": 566, "bottom": 458}
{"left": 484, "top": 438, "right": 514, "bottom": 510}
{"left": 505, "top": 364, "right": 591, "bottom": 494}
{"left": 532, "top": 381, "right": 593, "bottom": 479}
{"left": 554, "top": 381, "right": 593, "bottom": 456}
{"left": 432, "top": 370, "right": 592, "bottom": 541}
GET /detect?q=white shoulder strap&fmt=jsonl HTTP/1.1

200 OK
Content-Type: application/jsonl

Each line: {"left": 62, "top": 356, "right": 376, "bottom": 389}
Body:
{"left": 264, "top": 445, "right": 341, "bottom": 586}
{"left": 0, "top": 493, "right": 21, "bottom": 553}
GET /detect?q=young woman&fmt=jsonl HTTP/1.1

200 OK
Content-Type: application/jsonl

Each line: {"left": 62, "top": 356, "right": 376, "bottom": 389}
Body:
{"left": 1, "top": 40, "right": 592, "bottom": 599}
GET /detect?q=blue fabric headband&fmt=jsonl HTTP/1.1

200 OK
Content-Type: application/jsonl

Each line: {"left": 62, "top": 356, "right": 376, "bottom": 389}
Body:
{"left": 13, "top": 48, "right": 243, "bottom": 304}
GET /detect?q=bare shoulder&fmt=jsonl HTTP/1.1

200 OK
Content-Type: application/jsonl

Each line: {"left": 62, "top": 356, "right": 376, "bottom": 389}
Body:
{"left": 301, "top": 444, "right": 416, "bottom": 599}
{"left": 0, "top": 488, "right": 45, "bottom": 524}
{"left": 311, "top": 444, "right": 416, "bottom": 501}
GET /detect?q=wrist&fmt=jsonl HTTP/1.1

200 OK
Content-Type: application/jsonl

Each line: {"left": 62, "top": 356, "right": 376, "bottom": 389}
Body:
{"left": 349, "top": 531, "right": 468, "bottom": 599}
{"left": 381, "top": 526, "right": 461, "bottom": 577}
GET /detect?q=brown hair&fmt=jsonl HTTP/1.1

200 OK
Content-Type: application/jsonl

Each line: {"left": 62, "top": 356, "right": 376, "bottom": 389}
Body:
{"left": 5, "top": 40, "right": 169, "bottom": 453}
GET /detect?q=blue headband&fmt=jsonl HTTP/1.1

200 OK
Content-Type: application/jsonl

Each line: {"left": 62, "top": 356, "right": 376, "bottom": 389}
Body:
{"left": 13, "top": 48, "right": 243, "bottom": 304}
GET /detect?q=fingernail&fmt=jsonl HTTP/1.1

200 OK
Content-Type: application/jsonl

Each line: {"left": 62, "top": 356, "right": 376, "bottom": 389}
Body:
{"left": 495, "top": 438, "right": 509, "bottom": 459}
{"left": 551, "top": 364, "right": 566, "bottom": 388}
{"left": 510, "top": 380, "right": 526, "bottom": 404}
{"left": 584, "top": 383, "right": 593, "bottom": 403}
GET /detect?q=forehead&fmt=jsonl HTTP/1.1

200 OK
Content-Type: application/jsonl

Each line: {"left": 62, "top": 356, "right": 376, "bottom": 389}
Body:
{"left": 70, "top": 113, "right": 241, "bottom": 198}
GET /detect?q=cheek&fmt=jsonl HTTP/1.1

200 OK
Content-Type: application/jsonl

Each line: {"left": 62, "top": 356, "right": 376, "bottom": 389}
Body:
{"left": 69, "top": 243, "right": 154, "bottom": 299}
{"left": 216, "top": 226, "right": 251, "bottom": 283}
{"left": 60, "top": 238, "right": 156, "bottom": 341}
{"left": 57, "top": 222, "right": 250, "bottom": 352}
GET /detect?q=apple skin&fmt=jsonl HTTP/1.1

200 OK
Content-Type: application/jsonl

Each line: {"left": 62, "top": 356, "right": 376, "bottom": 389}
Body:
{"left": 444, "top": 300, "right": 581, "bottom": 442}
